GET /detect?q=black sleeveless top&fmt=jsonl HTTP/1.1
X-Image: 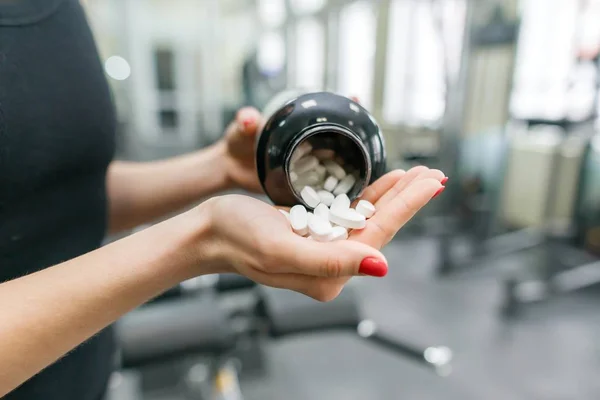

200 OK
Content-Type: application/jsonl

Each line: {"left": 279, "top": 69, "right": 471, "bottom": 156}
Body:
{"left": 0, "top": 0, "right": 117, "bottom": 398}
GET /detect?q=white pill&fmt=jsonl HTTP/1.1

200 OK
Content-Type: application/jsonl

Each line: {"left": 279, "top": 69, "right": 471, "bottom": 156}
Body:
{"left": 290, "top": 142, "right": 313, "bottom": 164}
{"left": 307, "top": 212, "right": 314, "bottom": 223}
{"left": 323, "top": 176, "right": 339, "bottom": 192}
{"left": 323, "top": 160, "right": 346, "bottom": 180}
{"left": 295, "top": 171, "right": 320, "bottom": 186}
{"left": 308, "top": 215, "right": 333, "bottom": 241}
{"left": 290, "top": 205, "right": 309, "bottom": 236}
{"left": 314, "top": 164, "right": 327, "bottom": 181}
{"left": 313, "top": 149, "right": 335, "bottom": 160}
{"left": 317, "top": 190, "right": 335, "bottom": 207}
{"left": 329, "top": 208, "right": 366, "bottom": 230}
{"left": 330, "top": 193, "right": 351, "bottom": 212}
{"left": 333, "top": 174, "right": 356, "bottom": 196}
{"left": 355, "top": 200, "right": 375, "bottom": 218}
{"left": 292, "top": 155, "right": 319, "bottom": 175}
{"left": 314, "top": 203, "right": 330, "bottom": 220}
{"left": 301, "top": 186, "right": 320, "bottom": 208}
{"left": 328, "top": 225, "right": 349, "bottom": 241}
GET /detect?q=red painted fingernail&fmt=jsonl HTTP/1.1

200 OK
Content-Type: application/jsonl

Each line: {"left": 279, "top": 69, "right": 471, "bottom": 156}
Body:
{"left": 441, "top": 177, "right": 449, "bottom": 185}
{"left": 359, "top": 257, "right": 388, "bottom": 277}
{"left": 432, "top": 186, "right": 446, "bottom": 199}
{"left": 242, "top": 118, "right": 255, "bottom": 129}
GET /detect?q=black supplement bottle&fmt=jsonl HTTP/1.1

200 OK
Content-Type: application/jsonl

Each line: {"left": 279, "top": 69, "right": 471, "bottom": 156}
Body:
{"left": 255, "top": 91, "right": 387, "bottom": 208}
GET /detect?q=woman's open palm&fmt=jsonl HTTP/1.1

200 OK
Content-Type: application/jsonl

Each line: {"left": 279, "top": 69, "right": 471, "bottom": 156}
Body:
{"left": 206, "top": 166, "right": 445, "bottom": 301}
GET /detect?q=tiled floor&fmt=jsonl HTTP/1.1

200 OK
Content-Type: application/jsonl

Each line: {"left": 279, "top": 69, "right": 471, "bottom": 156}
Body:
{"left": 235, "top": 238, "right": 600, "bottom": 400}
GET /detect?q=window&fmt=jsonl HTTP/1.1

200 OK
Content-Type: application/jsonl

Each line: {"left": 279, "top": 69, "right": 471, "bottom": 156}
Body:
{"left": 257, "top": 31, "right": 286, "bottom": 77}
{"left": 290, "top": 0, "right": 326, "bottom": 15}
{"left": 153, "top": 48, "right": 176, "bottom": 91}
{"left": 510, "top": 0, "right": 600, "bottom": 121}
{"left": 258, "top": 0, "right": 286, "bottom": 28}
{"left": 337, "top": 1, "right": 376, "bottom": 110}
{"left": 383, "top": 0, "right": 465, "bottom": 125}
{"left": 295, "top": 17, "right": 325, "bottom": 90}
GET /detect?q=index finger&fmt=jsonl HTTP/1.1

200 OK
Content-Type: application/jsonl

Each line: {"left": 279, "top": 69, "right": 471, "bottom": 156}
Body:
{"left": 356, "top": 169, "right": 406, "bottom": 205}
{"left": 350, "top": 178, "right": 441, "bottom": 248}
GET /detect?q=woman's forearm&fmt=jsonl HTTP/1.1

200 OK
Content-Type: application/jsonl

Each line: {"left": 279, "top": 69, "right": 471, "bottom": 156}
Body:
{"left": 107, "top": 143, "right": 230, "bottom": 234}
{"left": 0, "top": 206, "right": 215, "bottom": 397}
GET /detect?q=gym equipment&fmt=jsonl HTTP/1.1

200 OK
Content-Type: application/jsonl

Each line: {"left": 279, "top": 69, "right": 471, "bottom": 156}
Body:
{"left": 431, "top": 0, "right": 600, "bottom": 316}
{"left": 432, "top": 0, "right": 520, "bottom": 275}
{"left": 110, "top": 275, "right": 453, "bottom": 399}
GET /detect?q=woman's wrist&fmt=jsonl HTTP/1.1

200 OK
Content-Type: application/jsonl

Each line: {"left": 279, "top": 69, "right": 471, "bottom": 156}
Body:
{"left": 204, "top": 141, "right": 236, "bottom": 193}
{"left": 165, "top": 198, "right": 229, "bottom": 280}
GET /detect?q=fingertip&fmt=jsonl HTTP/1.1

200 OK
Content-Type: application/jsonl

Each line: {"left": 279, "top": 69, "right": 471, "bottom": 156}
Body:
{"left": 236, "top": 107, "right": 262, "bottom": 134}
{"left": 336, "top": 239, "right": 387, "bottom": 270}
{"left": 398, "top": 177, "right": 442, "bottom": 206}
{"left": 419, "top": 177, "right": 444, "bottom": 191}
{"left": 427, "top": 169, "right": 446, "bottom": 181}
{"left": 359, "top": 256, "right": 388, "bottom": 277}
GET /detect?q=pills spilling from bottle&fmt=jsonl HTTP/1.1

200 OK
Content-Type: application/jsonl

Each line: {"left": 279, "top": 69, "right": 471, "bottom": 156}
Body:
{"left": 289, "top": 141, "right": 360, "bottom": 198}
{"left": 281, "top": 138, "right": 377, "bottom": 241}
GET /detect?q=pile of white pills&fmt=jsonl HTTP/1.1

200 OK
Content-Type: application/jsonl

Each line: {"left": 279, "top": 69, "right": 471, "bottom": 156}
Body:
{"left": 280, "top": 194, "right": 375, "bottom": 242}
{"left": 279, "top": 193, "right": 376, "bottom": 242}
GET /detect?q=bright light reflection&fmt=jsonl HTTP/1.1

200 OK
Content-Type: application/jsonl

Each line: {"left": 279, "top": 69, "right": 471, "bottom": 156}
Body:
{"left": 104, "top": 56, "right": 131, "bottom": 81}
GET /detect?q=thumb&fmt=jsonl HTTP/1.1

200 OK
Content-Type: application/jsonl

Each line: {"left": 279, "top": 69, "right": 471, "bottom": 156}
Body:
{"left": 272, "top": 234, "right": 388, "bottom": 278}
{"left": 235, "top": 107, "right": 262, "bottom": 136}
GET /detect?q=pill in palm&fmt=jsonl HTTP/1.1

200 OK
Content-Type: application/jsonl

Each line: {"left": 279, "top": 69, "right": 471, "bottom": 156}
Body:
{"left": 323, "top": 176, "right": 338, "bottom": 192}
{"left": 329, "top": 207, "right": 366, "bottom": 230}
{"left": 333, "top": 174, "right": 356, "bottom": 196}
{"left": 327, "top": 225, "right": 349, "bottom": 241}
{"left": 317, "top": 190, "right": 334, "bottom": 206}
{"left": 323, "top": 160, "right": 346, "bottom": 180}
{"left": 314, "top": 203, "right": 330, "bottom": 220}
{"left": 289, "top": 205, "right": 309, "bottom": 236}
{"left": 301, "top": 186, "right": 320, "bottom": 208}
{"left": 331, "top": 193, "right": 350, "bottom": 211}
{"left": 355, "top": 200, "right": 375, "bottom": 218}
{"left": 308, "top": 215, "right": 333, "bottom": 241}
{"left": 293, "top": 155, "right": 319, "bottom": 175}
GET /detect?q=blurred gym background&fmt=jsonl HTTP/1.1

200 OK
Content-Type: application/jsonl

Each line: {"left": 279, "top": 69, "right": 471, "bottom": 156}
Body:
{"left": 80, "top": 0, "right": 600, "bottom": 399}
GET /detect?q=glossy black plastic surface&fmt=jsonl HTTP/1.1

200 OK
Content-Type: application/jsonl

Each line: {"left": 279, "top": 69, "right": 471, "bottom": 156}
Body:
{"left": 256, "top": 92, "right": 387, "bottom": 207}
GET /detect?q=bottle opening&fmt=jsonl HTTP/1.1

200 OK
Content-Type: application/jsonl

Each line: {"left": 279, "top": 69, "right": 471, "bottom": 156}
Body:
{"left": 285, "top": 125, "right": 371, "bottom": 208}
